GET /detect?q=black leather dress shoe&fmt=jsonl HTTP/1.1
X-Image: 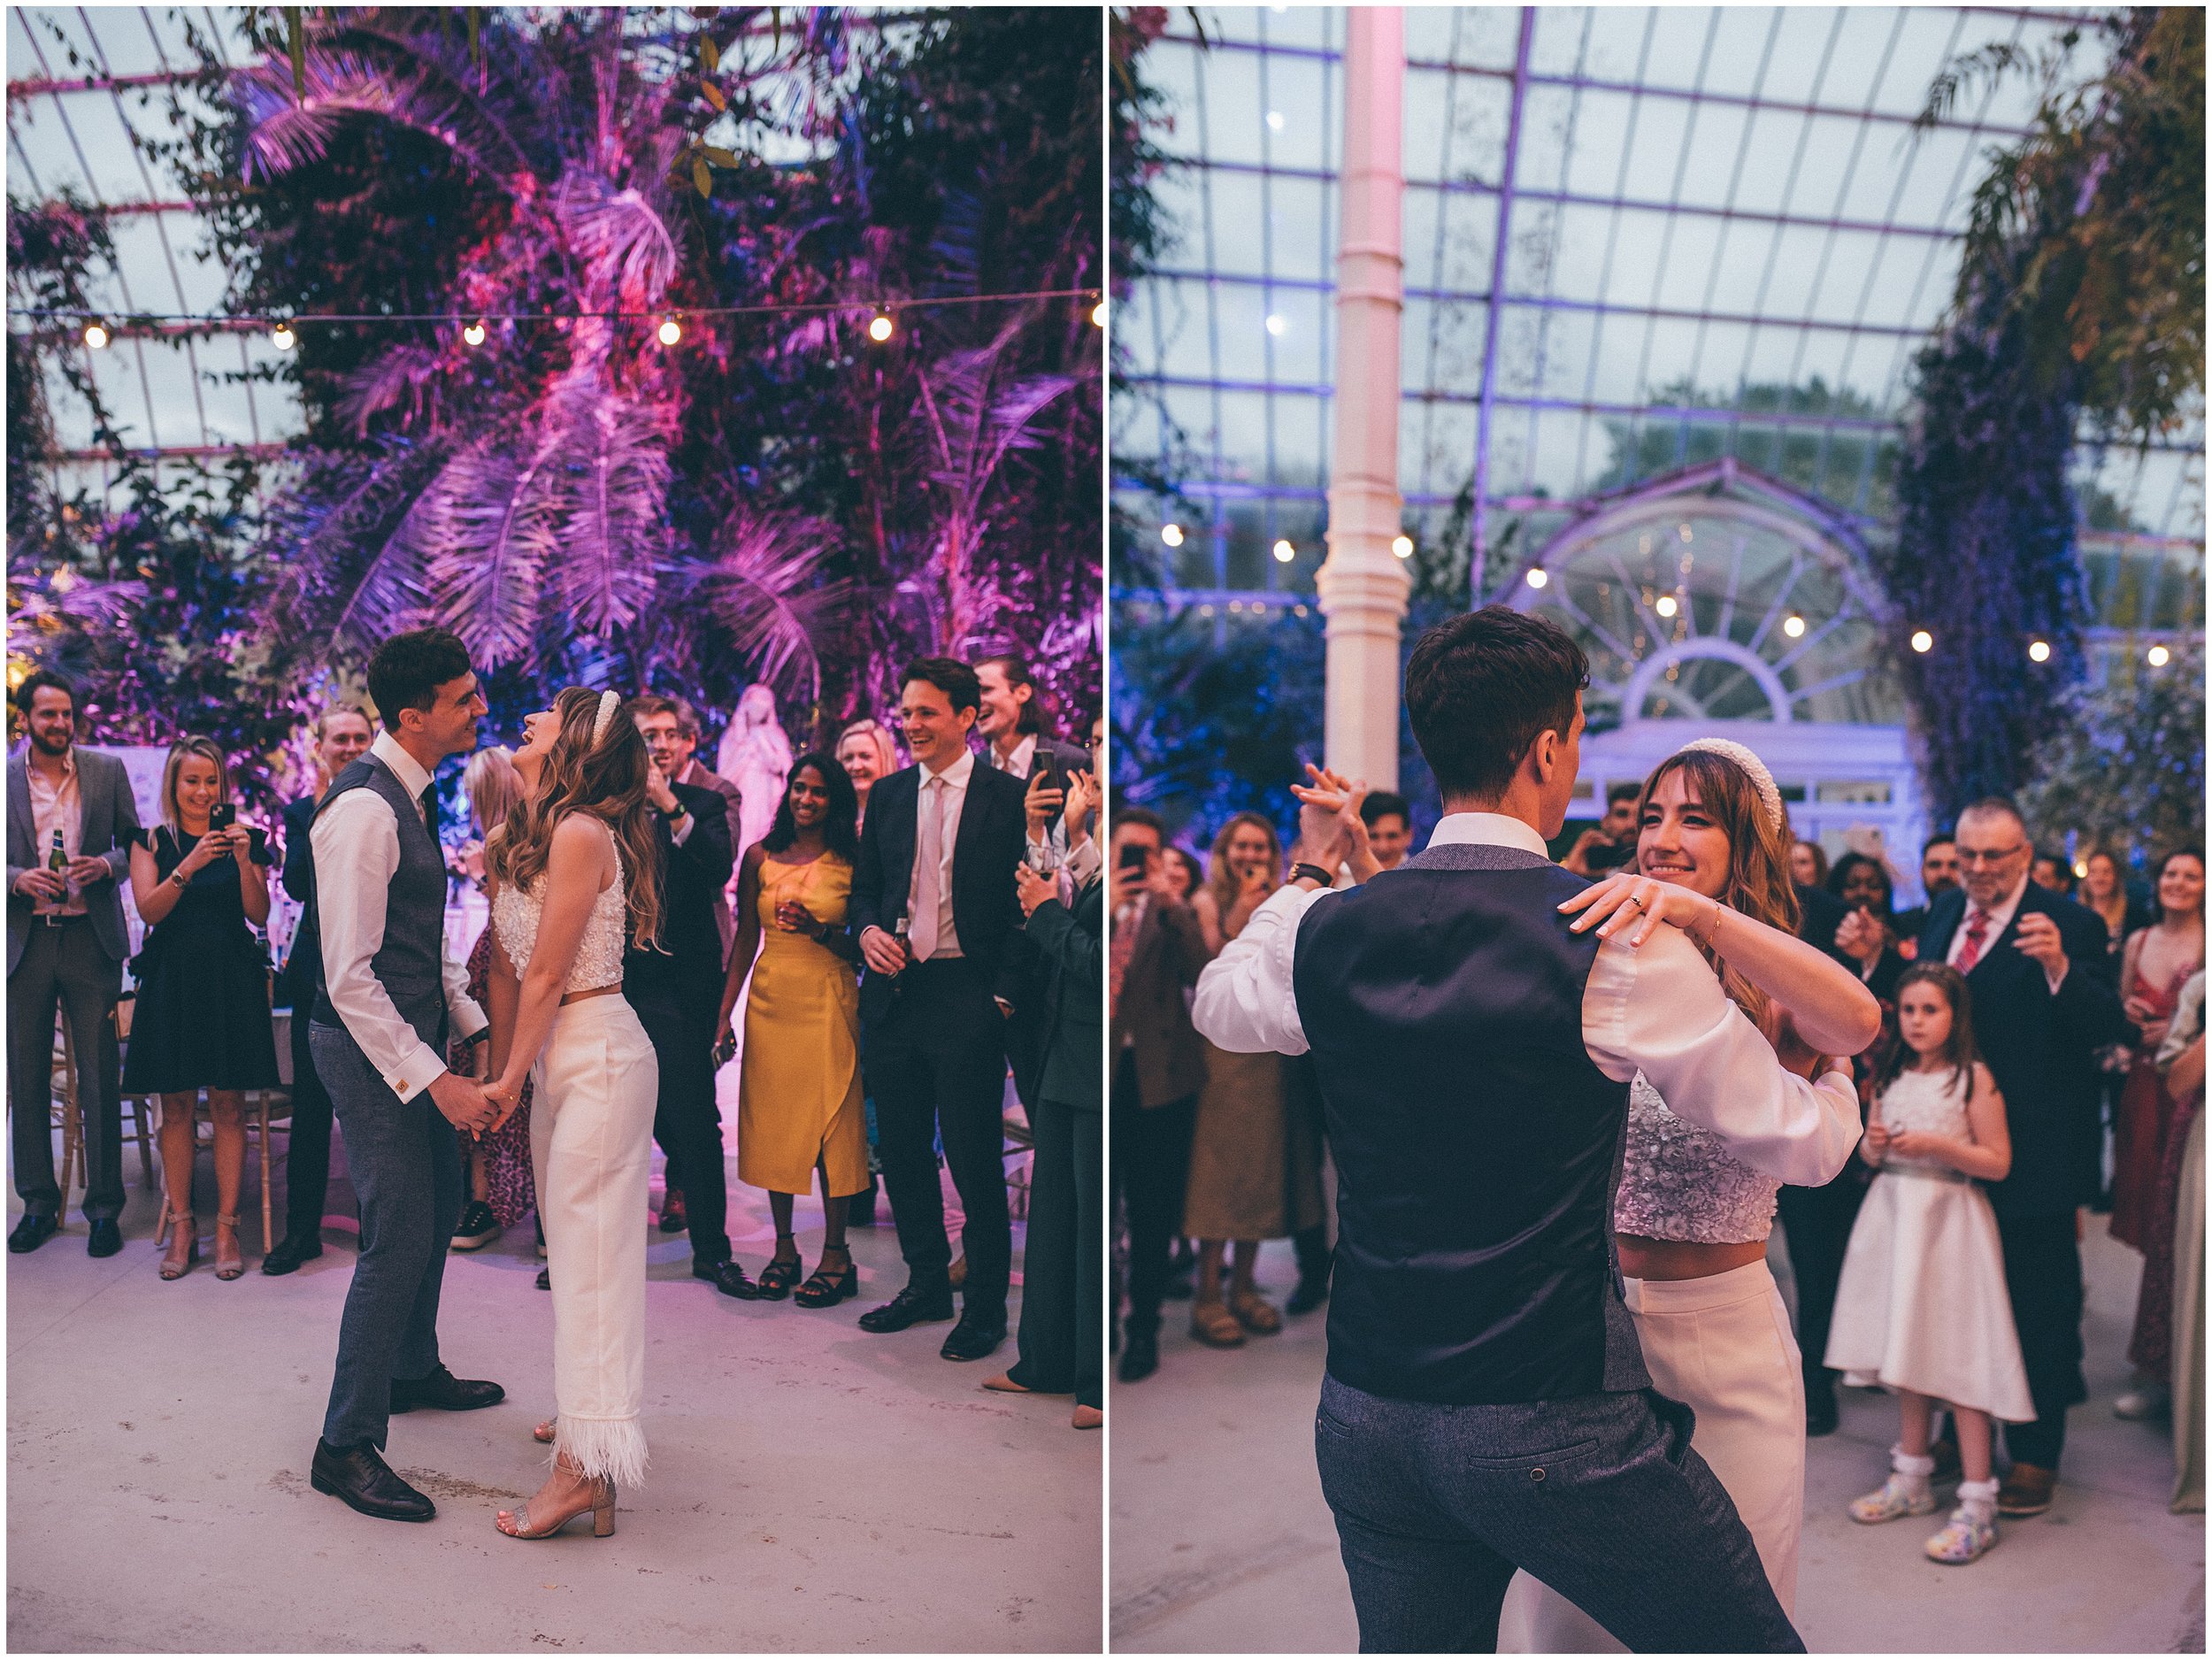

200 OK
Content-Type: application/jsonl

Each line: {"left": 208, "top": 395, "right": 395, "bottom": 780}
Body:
{"left": 261, "top": 1233, "right": 325, "bottom": 1276}
{"left": 8, "top": 1213, "right": 58, "bottom": 1254}
{"left": 940, "top": 1310, "right": 1008, "bottom": 1362}
{"left": 388, "top": 1364, "right": 505, "bottom": 1414}
{"left": 857, "top": 1282, "right": 956, "bottom": 1333}
{"left": 692, "top": 1257, "right": 731, "bottom": 1284}
{"left": 86, "top": 1218, "right": 122, "bottom": 1258}
{"left": 311, "top": 1438, "right": 435, "bottom": 1523}
{"left": 712, "top": 1260, "right": 761, "bottom": 1299}
{"left": 1118, "top": 1333, "right": 1160, "bottom": 1384}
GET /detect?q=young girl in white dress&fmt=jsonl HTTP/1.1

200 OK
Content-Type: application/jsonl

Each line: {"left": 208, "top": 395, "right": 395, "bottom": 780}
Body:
{"left": 1826, "top": 961, "right": 2034, "bottom": 1564}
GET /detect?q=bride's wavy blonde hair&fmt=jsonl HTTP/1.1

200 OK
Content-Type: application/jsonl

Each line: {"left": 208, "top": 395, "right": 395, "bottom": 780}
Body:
{"left": 484, "top": 687, "right": 662, "bottom": 950}
{"left": 1635, "top": 748, "right": 1800, "bottom": 1035}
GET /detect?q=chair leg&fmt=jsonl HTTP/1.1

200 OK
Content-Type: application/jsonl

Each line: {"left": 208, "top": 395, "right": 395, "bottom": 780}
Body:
{"left": 135, "top": 1098, "right": 155, "bottom": 1187}
{"left": 258, "top": 1093, "right": 273, "bottom": 1250}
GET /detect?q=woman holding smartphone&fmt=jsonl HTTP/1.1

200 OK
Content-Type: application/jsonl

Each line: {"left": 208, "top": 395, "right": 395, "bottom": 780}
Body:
{"left": 127, "top": 736, "right": 280, "bottom": 1280}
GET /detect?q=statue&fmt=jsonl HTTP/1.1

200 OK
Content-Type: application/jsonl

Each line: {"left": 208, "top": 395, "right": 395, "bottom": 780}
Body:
{"left": 718, "top": 683, "right": 792, "bottom": 857}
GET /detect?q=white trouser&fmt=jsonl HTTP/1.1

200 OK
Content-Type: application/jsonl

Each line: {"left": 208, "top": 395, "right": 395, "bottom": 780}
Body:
{"left": 1499, "top": 1257, "right": 1805, "bottom": 1650}
{"left": 530, "top": 994, "right": 660, "bottom": 1487}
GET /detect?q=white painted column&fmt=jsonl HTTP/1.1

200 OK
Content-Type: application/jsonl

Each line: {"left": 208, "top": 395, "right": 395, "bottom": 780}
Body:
{"left": 1315, "top": 6, "right": 1409, "bottom": 791}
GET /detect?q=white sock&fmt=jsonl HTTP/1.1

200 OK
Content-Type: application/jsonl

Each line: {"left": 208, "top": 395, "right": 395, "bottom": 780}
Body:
{"left": 1890, "top": 1444, "right": 1936, "bottom": 1499}
{"left": 1955, "top": 1476, "right": 1999, "bottom": 1522}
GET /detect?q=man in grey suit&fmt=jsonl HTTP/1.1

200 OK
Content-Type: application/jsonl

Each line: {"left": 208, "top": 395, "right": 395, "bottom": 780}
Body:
{"left": 8, "top": 669, "right": 141, "bottom": 1257}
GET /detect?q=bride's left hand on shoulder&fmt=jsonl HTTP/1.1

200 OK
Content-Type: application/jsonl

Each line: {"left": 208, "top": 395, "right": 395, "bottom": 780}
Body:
{"left": 1558, "top": 872, "right": 1716, "bottom": 946}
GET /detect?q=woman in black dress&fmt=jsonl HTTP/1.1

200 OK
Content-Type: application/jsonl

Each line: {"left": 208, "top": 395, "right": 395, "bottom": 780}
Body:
{"left": 126, "top": 737, "right": 280, "bottom": 1280}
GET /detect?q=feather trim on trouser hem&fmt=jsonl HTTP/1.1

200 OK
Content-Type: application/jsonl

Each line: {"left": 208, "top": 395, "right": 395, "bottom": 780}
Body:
{"left": 553, "top": 1414, "right": 647, "bottom": 1487}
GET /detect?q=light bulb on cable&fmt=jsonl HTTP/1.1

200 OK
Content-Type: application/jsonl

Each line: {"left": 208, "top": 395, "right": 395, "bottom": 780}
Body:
{"left": 81, "top": 319, "right": 110, "bottom": 350}
{"left": 463, "top": 319, "right": 488, "bottom": 348}
{"left": 1655, "top": 595, "right": 1678, "bottom": 619}
{"left": 657, "top": 317, "right": 683, "bottom": 347}
{"left": 2028, "top": 639, "right": 2051, "bottom": 664}
{"left": 868, "top": 311, "right": 895, "bottom": 342}
{"left": 1091, "top": 300, "right": 1105, "bottom": 328}
{"left": 271, "top": 321, "right": 296, "bottom": 351}
{"left": 1783, "top": 613, "right": 1806, "bottom": 638}
{"left": 1525, "top": 567, "right": 1548, "bottom": 589}
{"left": 1161, "top": 524, "right": 1185, "bottom": 548}
{"left": 2148, "top": 643, "right": 2171, "bottom": 667}
{"left": 1391, "top": 534, "right": 1414, "bottom": 558}
{"left": 1271, "top": 538, "right": 1295, "bottom": 564}
{"left": 1909, "top": 629, "right": 1933, "bottom": 654}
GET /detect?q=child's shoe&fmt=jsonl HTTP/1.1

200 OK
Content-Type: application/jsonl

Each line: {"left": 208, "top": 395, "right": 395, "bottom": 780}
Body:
{"left": 1848, "top": 1446, "right": 1939, "bottom": 1523}
{"left": 1925, "top": 1478, "right": 2000, "bottom": 1563}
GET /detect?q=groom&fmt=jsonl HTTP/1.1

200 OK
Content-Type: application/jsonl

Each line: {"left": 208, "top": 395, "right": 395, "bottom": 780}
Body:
{"left": 1194, "top": 607, "right": 1859, "bottom": 1651}
{"left": 308, "top": 627, "right": 505, "bottom": 1523}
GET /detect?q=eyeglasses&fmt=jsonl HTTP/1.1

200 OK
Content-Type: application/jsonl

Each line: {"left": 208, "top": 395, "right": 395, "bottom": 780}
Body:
{"left": 1955, "top": 843, "right": 2027, "bottom": 867}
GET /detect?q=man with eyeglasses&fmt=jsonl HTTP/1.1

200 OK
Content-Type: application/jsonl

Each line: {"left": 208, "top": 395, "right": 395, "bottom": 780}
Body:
{"left": 1916, "top": 796, "right": 2131, "bottom": 1521}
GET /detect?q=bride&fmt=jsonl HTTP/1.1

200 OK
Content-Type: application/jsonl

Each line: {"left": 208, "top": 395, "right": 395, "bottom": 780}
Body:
{"left": 480, "top": 688, "right": 663, "bottom": 1540}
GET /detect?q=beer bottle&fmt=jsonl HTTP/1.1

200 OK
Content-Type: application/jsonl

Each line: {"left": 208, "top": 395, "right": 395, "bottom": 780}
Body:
{"left": 47, "top": 828, "right": 65, "bottom": 875}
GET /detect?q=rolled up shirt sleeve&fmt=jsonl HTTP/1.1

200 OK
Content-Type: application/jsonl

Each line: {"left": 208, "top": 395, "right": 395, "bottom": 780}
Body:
{"left": 312, "top": 790, "right": 453, "bottom": 1103}
{"left": 1584, "top": 923, "right": 1861, "bottom": 1186}
{"left": 1191, "top": 883, "right": 1329, "bottom": 1056}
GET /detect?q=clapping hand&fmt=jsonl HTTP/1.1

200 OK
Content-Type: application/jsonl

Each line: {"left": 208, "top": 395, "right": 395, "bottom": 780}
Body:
{"left": 1290, "top": 764, "right": 1377, "bottom": 882}
{"left": 1834, "top": 907, "right": 1886, "bottom": 965}
{"left": 1015, "top": 862, "right": 1058, "bottom": 918}
{"left": 644, "top": 761, "right": 680, "bottom": 816}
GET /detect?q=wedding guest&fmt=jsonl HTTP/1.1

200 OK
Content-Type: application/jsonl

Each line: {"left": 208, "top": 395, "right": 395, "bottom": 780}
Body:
{"left": 975, "top": 652, "right": 1088, "bottom": 788}
{"left": 8, "top": 670, "right": 139, "bottom": 1258}
{"left": 1832, "top": 964, "right": 2032, "bottom": 1565}
{"left": 1916, "top": 796, "right": 2131, "bottom": 1518}
{"left": 2154, "top": 973, "right": 2205, "bottom": 1511}
{"left": 715, "top": 756, "right": 867, "bottom": 1305}
{"left": 447, "top": 748, "right": 537, "bottom": 1258}
{"left": 851, "top": 658, "right": 1029, "bottom": 1361}
{"left": 1892, "top": 832, "right": 1962, "bottom": 946}
{"left": 1109, "top": 808, "right": 1206, "bottom": 1382}
{"left": 1163, "top": 846, "right": 1203, "bottom": 905}
{"left": 987, "top": 724, "right": 1103, "bottom": 1426}
{"left": 622, "top": 698, "right": 737, "bottom": 1285}
{"left": 1791, "top": 839, "right": 1829, "bottom": 890}
{"left": 126, "top": 736, "right": 280, "bottom": 1280}
{"left": 2113, "top": 849, "right": 2206, "bottom": 1420}
{"left": 1562, "top": 781, "right": 1641, "bottom": 876}
{"left": 2080, "top": 848, "right": 2152, "bottom": 955}
{"left": 267, "top": 705, "right": 374, "bottom": 1274}
{"left": 835, "top": 719, "right": 902, "bottom": 834}
{"left": 2032, "top": 850, "right": 2076, "bottom": 895}
{"left": 1829, "top": 852, "right": 1909, "bottom": 1002}
{"left": 1357, "top": 790, "right": 1413, "bottom": 872}
{"left": 1185, "top": 811, "right": 1324, "bottom": 1346}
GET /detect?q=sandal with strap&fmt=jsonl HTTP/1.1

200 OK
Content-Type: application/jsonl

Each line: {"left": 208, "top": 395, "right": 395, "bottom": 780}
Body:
{"left": 795, "top": 1245, "right": 856, "bottom": 1309}
{"left": 755, "top": 1237, "right": 803, "bottom": 1302}
{"left": 534, "top": 1418, "right": 557, "bottom": 1444}
{"left": 159, "top": 1213, "right": 198, "bottom": 1280}
{"left": 1189, "top": 1299, "right": 1246, "bottom": 1348}
{"left": 1229, "top": 1288, "right": 1283, "bottom": 1334}
{"left": 214, "top": 1212, "right": 246, "bottom": 1281}
{"left": 495, "top": 1458, "right": 615, "bottom": 1541}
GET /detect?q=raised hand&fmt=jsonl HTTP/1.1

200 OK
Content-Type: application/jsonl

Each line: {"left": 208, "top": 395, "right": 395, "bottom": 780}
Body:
{"left": 1834, "top": 907, "right": 1886, "bottom": 964}
{"left": 1559, "top": 871, "right": 1718, "bottom": 946}
{"left": 1024, "top": 769, "right": 1066, "bottom": 841}
{"left": 1063, "top": 770, "right": 1097, "bottom": 844}
{"left": 2011, "top": 911, "right": 2068, "bottom": 979}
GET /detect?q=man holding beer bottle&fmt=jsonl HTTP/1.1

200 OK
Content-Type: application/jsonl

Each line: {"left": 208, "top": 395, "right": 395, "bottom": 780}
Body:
{"left": 7, "top": 669, "right": 142, "bottom": 1257}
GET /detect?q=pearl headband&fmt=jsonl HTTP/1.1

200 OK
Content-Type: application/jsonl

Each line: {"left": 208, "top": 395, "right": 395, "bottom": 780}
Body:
{"left": 590, "top": 688, "right": 621, "bottom": 745}
{"left": 1671, "top": 737, "right": 1785, "bottom": 834}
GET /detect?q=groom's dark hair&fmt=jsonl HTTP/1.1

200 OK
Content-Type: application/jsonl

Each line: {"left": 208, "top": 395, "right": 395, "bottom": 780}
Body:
{"left": 1405, "top": 607, "right": 1588, "bottom": 803}
{"left": 367, "top": 627, "right": 472, "bottom": 734}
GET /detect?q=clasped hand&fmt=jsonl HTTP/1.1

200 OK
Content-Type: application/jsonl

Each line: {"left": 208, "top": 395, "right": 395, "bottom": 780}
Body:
{"left": 1558, "top": 871, "right": 1717, "bottom": 946}
{"left": 428, "top": 1071, "right": 502, "bottom": 1139}
{"left": 1288, "top": 765, "right": 1377, "bottom": 883}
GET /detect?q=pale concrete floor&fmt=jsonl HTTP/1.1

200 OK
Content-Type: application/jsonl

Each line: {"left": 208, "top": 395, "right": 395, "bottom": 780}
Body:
{"left": 8, "top": 1116, "right": 1101, "bottom": 1653}
{"left": 1110, "top": 1216, "right": 2204, "bottom": 1653}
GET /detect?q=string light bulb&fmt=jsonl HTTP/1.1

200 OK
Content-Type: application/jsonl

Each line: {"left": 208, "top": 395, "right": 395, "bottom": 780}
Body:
{"left": 1091, "top": 300, "right": 1105, "bottom": 327}
{"left": 657, "top": 316, "right": 682, "bottom": 346}
{"left": 2147, "top": 643, "right": 2170, "bottom": 667}
{"left": 1655, "top": 596, "right": 1678, "bottom": 619}
{"left": 81, "top": 319, "right": 110, "bottom": 350}
{"left": 1525, "top": 567, "right": 1548, "bottom": 589}
{"left": 463, "top": 319, "right": 487, "bottom": 347}
{"left": 868, "top": 311, "right": 895, "bottom": 342}
{"left": 271, "top": 321, "right": 296, "bottom": 351}
{"left": 1783, "top": 613, "right": 1806, "bottom": 638}
{"left": 2028, "top": 639, "right": 2051, "bottom": 664}
{"left": 1909, "top": 629, "right": 1933, "bottom": 654}
{"left": 1391, "top": 534, "right": 1414, "bottom": 558}
{"left": 1271, "top": 538, "right": 1295, "bottom": 564}
{"left": 1160, "top": 523, "right": 1185, "bottom": 548}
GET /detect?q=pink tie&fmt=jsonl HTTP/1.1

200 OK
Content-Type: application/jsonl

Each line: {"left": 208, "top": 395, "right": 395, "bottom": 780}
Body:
{"left": 910, "top": 776, "right": 942, "bottom": 961}
{"left": 1955, "top": 907, "right": 1992, "bottom": 974}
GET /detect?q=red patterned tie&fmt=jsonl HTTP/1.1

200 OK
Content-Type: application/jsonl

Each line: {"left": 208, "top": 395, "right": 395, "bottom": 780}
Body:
{"left": 1955, "top": 906, "right": 1992, "bottom": 974}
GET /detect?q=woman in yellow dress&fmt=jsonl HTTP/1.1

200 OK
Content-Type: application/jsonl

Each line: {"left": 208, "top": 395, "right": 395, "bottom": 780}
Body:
{"left": 715, "top": 752, "right": 868, "bottom": 1307}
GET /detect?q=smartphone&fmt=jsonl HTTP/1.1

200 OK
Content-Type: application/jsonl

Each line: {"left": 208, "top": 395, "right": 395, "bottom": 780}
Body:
{"left": 711, "top": 1031, "right": 738, "bottom": 1067}
{"left": 209, "top": 801, "right": 237, "bottom": 857}
{"left": 1118, "top": 842, "right": 1151, "bottom": 874}
{"left": 1036, "top": 756, "right": 1067, "bottom": 796}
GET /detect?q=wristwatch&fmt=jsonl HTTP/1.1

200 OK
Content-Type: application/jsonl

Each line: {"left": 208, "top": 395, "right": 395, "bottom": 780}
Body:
{"left": 1290, "top": 862, "right": 1335, "bottom": 888}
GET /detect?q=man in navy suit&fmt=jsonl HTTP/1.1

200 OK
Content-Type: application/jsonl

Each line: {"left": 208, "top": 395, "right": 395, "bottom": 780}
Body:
{"left": 1918, "top": 796, "right": 2131, "bottom": 1518}
{"left": 850, "top": 657, "right": 1031, "bottom": 1363}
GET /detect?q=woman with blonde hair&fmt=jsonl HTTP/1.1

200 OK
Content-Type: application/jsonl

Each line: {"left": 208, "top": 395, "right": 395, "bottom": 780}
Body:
{"left": 447, "top": 748, "right": 534, "bottom": 1256}
{"left": 480, "top": 688, "right": 663, "bottom": 1540}
{"left": 834, "top": 718, "right": 902, "bottom": 833}
{"left": 1183, "top": 811, "right": 1324, "bottom": 1347}
{"left": 127, "top": 735, "right": 280, "bottom": 1280}
{"left": 1502, "top": 738, "right": 1878, "bottom": 1648}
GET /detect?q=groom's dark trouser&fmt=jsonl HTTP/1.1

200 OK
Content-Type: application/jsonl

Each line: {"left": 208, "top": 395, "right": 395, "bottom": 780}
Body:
{"left": 314, "top": 1023, "right": 464, "bottom": 1450}
{"left": 1315, "top": 1375, "right": 1803, "bottom": 1653}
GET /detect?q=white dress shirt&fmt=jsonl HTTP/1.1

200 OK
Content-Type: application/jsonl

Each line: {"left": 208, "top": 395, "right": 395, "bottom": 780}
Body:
{"left": 1192, "top": 810, "right": 1861, "bottom": 1186}
{"left": 906, "top": 746, "right": 974, "bottom": 960}
{"left": 312, "top": 730, "right": 488, "bottom": 1103}
{"left": 1946, "top": 871, "right": 2066, "bottom": 993}
{"left": 22, "top": 747, "right": 87, "bottom": 917}
{"left": 990, "top": 734, "right": 1038, "bottom": 777}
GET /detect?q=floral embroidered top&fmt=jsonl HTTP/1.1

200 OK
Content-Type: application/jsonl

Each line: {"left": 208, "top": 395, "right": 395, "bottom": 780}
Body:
{"left": 1612, "top": 1073, "right": 1782, "bottom": 1244}
{"left": 491, "top": 837, "right": 627, "bottom": 995}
